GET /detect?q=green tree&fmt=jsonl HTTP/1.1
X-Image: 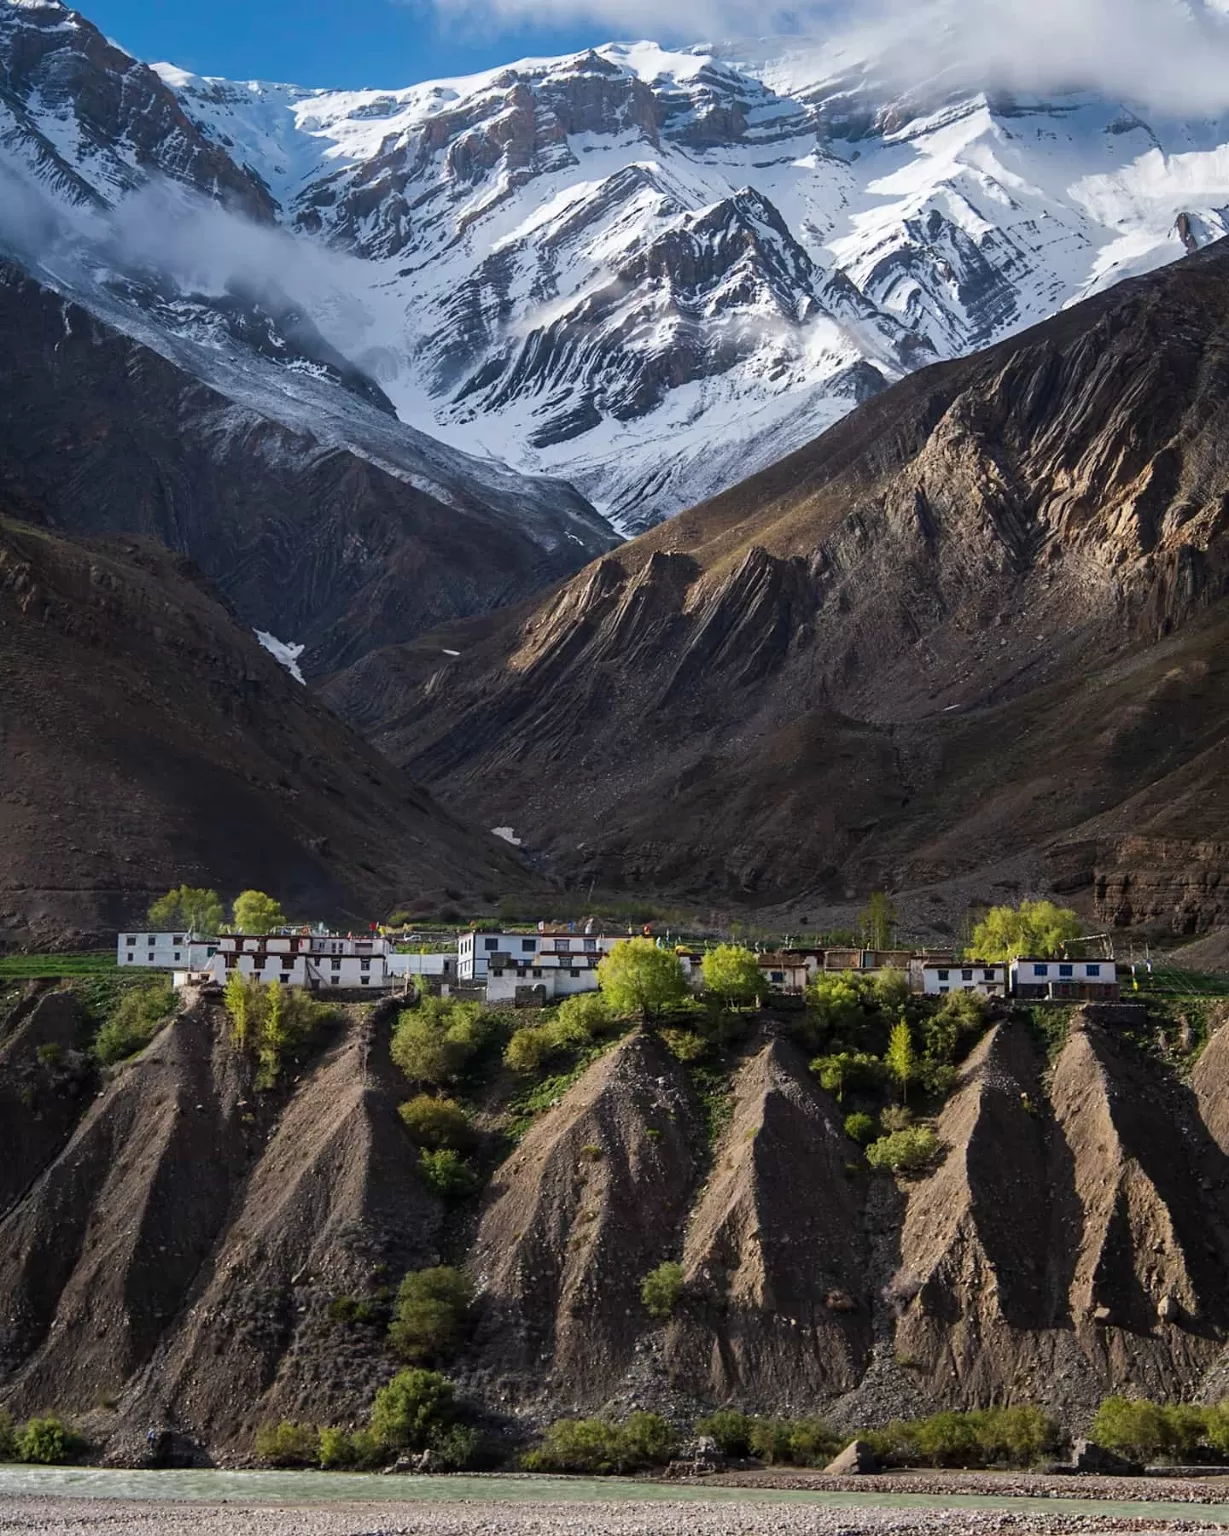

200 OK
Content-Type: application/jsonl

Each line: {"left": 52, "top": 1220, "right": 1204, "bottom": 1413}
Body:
{"left": 811, "top": 1050, "right": 884, "bottom": 1102}
{"left": 370, "top": 1369, "right": 456, "bottom": 1451}
{"left": 865, "top": 1126, "right": 940, "bottom": 1173}
{"left": 93, "top": 980, "right": 176, "bottom": 1065}
{"left": 701, "top": 944, "right": 762, "bottom": 1007}
{"left": 640, "top": 1261, "right": 686, "bottom": 1320}
{"left": 224, "top": 968, "right": 255, "bottom": 1046}
{"left": 966, "top": 900, "right": 1083, "bottom": 961}
{"left": 885, "top": 1019, "right": 916, "bottom": 1103}
{"left": 148, "top": 885, "right": 224, "bottom": 936}
{"left": 391, "top": 998, "right": 487, "bottom": 1087}
{"left": 844, "top": 1111, "right": 878, "bottom": 1145}
{"left": 232, "top": 890, "right": 286, "bottom": 934}
{"left": 860, "top": 891, "right": 899, "bottom": 950}
{"left": 597, "top": 939, "right": 687, "bottom": 1022}
{"left": 389, "top": 1267, "right": 474, "bottom": 1363}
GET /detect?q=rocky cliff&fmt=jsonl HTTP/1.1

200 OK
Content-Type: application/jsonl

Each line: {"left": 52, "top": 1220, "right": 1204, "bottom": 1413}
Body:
{"left": 327, "top": 243, "right": 1229, "bottom": 935}
{"left": 0, "top": 507, "right": 527, "bottom": 945}
{"left": 7, "top": 1001, "right": 1229, "bottom": 1459}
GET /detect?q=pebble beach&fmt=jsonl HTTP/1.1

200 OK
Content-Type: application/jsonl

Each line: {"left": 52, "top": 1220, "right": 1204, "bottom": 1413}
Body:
{"left": 2, "top": 1498, "right": 1227, "bottom": 1536}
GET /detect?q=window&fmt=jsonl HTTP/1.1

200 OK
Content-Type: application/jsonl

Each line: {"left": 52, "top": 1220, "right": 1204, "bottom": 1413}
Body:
{"left": 532, "top": 968, "right": 542, "bottom": 979}
{"left": 571, "top": 969, "right": 580, "bottom": 978}
{"left": 361, "top": 977, "right": 370, "bottom": 986}
{"left": 148, "top": 936, "right": 156, "bottom": 946}
{"left": 126, "top": 935, "right": 137, "bottom": 945}
{"left": 521, "top": 939, "right": 536, "bottom": 952}
{"left": 771, "top": 971, "right": 784, "bottom": 984}
{"left": 484, "top": 938, "right": 499, "bottom": 951}
{"left": 492, "top": 968, "right": 504, "bottom": 977}
{"left": 360, "top": 959, "right": 370, "bottom": 971}
{"left": 173, "top": 936, "right": 184, "bottom": 945}
{"left": 1059, "top": 964, "right": 1073, "bottom": 978}
{"left": 962, "top": 969, "right": 973, "bottom": 981}
{"left": 939, "top": 985, "right": 949, "bottom": 993}
{"left": 557, "top": 939, "right": 571, "bottom": 952}
{"left": 983, "top": 970, "right": 995, "bottom": 981}
{"left": 331, "top": 959, "right": 341, "bottom": 971}
{"left": 279, "top": 976, "right": 289, "bottom": 985}
{"left": 1033, "top": 964, "right": 1048, "bottom": 976}
{"left": 126, "top": 953, "right": 134, "bottom": 963}
{"left": 174, "top": 952, "right": 181, "bottom": 962}
{"left": 1087, "top": 963, "right": 1101, "bottom": 977}
{"left": 331, "top": 977, "right": 340, "bottom": 985}
{"left": 937, "top": 969, "right": 949, "bottom": 981}
{"left": 584, "top": 939, "right": 597, "bottom": 951}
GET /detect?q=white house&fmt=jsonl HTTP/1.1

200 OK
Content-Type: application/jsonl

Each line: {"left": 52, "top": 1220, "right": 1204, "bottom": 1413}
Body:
{"left": 1009, "top": 958, "right": 1118, "bottom": 1001}
{"left": 921, "top": 962, "right": 1007, "bottom": 997}
{"left": 118, "top": 931, "right": 216, "bottom": 971}
{"left": 456, "top": 928, "right": 620, "bottom": 982}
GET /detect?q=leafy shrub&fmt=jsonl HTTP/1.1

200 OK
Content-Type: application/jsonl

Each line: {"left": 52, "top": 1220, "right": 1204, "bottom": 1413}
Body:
{"left": 811, "top": 1051, "right": 885, "bottom": 1102}
{"left": 389, "top": 1267, "right": 474, "bottom": 1364}
{"left": 844, "top": 1111, "right": 878, "bottom": 1145}
{"left": 505, "top": 1025, "right": 557, "bottom": 1075}
{"left": 328, "top": 1295, "right": 381, "bottom": 1326}
{"left": 418, "top": 1148, "right": 480, "bottom": 1200}
{"left": 506, "top": 994, "right": 623, "bottom": 1076}
{"left": 640, "top": 1260, "right": 686, "bottom": 1320}
{"left": 524, "top": 1418, "right": 628, "bottom": 1474}
{"left": 93, "top": 980, "right": 176, "bottom": 1065}
{"left": 748, "top": 1417, "right": 843, "bottom": 1466}
{"left": 868, "top": 1406, "right": 1058, "bottom": 1468}
{"left": 398, "top": 1095, "right": 475, "bottom": 1151}
{"left": 1091, "top": 1396, "right": 1211, "bottom": 1462}
{"left": 254, "top": 1419, "right": 320, "bottom": 1467}
{"left": 370, "top": 1369, "right": 456, "bottom": 1451}
{"left": 391, "top": 998, "right": 490, "bottom": 1087}
{"left": 524, "top": 1414, "right": 677, "bottom": 1474}
{"left": 16, "top": 1416, "right": 80, "bottom": 1465}
{"left": 222, "top": 975, "right": 334, "bottom": 1087}
{"left": 659, "top": 1027, "right": 707, "bottom": 1062}
{"left": 430, "top": 1423, "right": 484, "bottom": 1471}
{"left": 695, "top": 1409, "right": 754, "bottom": 1457}
{"left": 880, "top": 1104, "right": 913, "bottom": 1132}
{"left": 865, "top": 1127, "right": 940, "bottom": 1173}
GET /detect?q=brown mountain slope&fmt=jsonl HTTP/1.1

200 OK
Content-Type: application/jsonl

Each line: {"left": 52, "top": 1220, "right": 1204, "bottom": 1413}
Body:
{"left": 0, "top": 510, "right": 527, "bottom": 945}
{"left": 324, "top": 241, "right": 1229, "bottom": 928}
{"left": 0, "top": 264, "right": 616, "bottom": 678}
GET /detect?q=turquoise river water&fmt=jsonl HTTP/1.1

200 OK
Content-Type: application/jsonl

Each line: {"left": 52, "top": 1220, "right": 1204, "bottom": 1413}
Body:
{"left": 2, "top": 1466, "right": 1229, "bottom": 1522}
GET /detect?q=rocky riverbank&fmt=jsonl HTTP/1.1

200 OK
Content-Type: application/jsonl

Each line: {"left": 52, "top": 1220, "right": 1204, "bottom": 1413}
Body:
{"left": 0, "top": 1499, "right": 1226, "bottom": 1536}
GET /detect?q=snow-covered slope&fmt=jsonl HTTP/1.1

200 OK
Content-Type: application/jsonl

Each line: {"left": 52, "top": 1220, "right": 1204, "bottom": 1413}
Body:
{"left": 6, "top": 0, "right": 1229, "bottom": 533}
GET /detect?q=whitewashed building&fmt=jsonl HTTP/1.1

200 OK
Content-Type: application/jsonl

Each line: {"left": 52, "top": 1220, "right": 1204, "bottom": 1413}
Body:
{"left": 118, "top": 931, "right": 217, "bottom": 971}
{"left": 921, "top": 961, "right": 1007, "bottom": 997}
{"left": 1009, "top": 958, "right": 1119, "bottom": 1001}
{"left": 202, "top": 931, "right": 453, "bottom": 992}
{"left": 456, "top": 928, "right": 620, "bottom": 983}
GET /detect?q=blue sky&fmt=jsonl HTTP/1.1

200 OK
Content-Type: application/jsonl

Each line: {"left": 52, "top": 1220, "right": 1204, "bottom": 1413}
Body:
{"left": 84, "top": 0, "right": 616, "bottom": 89}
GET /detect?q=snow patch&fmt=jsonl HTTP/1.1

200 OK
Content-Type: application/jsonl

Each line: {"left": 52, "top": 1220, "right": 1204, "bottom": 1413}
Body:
{"left": 491, "top": 826, "right": 524, "bottom": 846}
{"left": 254, "top": 629, "right": 306, "bottom": 684}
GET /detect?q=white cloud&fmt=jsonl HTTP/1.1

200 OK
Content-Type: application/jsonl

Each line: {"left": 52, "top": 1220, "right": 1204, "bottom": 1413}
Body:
{"left": 427, "top": 0, "right": 1229, "bottom": 114}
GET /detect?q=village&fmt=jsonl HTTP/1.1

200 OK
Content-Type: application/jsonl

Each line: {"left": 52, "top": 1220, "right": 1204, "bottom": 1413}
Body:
{"left": 116, "top": 920, "right": 1122, "bottom": 1005}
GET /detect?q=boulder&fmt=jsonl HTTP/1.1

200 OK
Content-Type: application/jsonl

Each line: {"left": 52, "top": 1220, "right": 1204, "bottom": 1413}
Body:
{"left": 825, "top": 1438, "right": 880, "bottom": 1475}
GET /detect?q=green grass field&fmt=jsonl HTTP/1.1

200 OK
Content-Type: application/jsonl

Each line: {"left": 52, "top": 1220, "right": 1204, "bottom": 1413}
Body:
{"left": 0, "top": 953, "right": 117, "bottom": 979}
{"left": 1130, "top": 964, "right": 1229, "bottom": 999}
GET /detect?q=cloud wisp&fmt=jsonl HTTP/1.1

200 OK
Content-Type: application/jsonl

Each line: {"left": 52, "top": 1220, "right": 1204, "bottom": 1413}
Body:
{"left": 424, "top": 0, "right": 1229, "bottom": 115}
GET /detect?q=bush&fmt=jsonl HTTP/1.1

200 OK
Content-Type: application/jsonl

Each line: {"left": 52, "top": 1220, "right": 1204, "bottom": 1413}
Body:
{"left": 317, "top": 1427, "right": 384, "bottom": 1470}
{"left": 1091, "top": 1396, "right": 1210, "bottom": 1463}
{"left": 659, "top": 1027, "right": 707, "bottom": 1062}
{"left": 370, "top": 1369, "right": 456, "bottom": 1451}
{"left": 865, "top": 1127, "right": 941, "bottom": 1173}
{"left": 844, "top": 1111, "right": 878, "bottom": 1145}
{"left": 695, "top": 1409, "right": 754, "bottom": 1457}
{"left": 16, "top": 1416, "right": 78, "bottom": 1465}
{"left": 389, "top": 1267, "right": 474, "bottom": 1364}
{"left": 640, "top": 1260, "right": 686, "bottom": 1320}
{"left": 505, "top": 1025, "right": 557, "bottom": 1075}
{"left": 254, "top": 1419, "right": 320, "bottom": 1467}
{"left": 392, "top": 999, "right": 488, "bottom": 1087}
{"left": 524, "top": 1414, "right": 677, "bottom": 1474}
{"left": 880, "top": 1104, "right": 913, "bottom": 1132}
{"left": 524, "top": 1417, "right": 629, "bottom": 1474}
{"left": 430, "top": 1422, "right": 484, "bottom": 1471}
{"left": 868, "top": 1407, "right": 1058, "bottom": 1468}
{"left": 398, "top": 1095, "right": 475, "bottom": 1151}
{"left": 93, "top": 980, "right": 176, "bottom": 1065}
{"left": 810, "top": 1051, "right": 885, "bottom": 1102}
{"left": 553, "top": 991, "right": 620, "bottom": 1042}
{"left": 418, "top": 1148, "right": 480, "bottom": 1200}
{"left": 748, "top": 1417, "right": 843, "bottom": 1467}
{"left": 222, "top": 975, "right": 334, "bottom": 1087}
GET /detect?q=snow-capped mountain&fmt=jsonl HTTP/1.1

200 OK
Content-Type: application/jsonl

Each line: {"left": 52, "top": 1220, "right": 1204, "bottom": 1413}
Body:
{"left": 5, "top": 0, "right": 1229, "bottom": 533}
